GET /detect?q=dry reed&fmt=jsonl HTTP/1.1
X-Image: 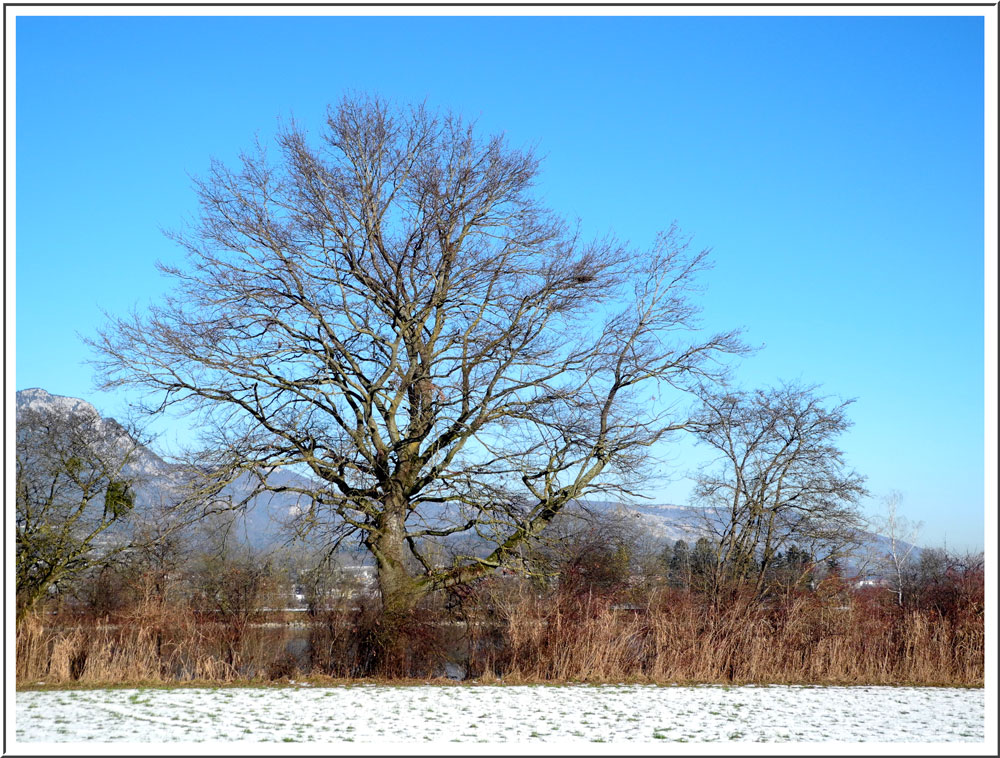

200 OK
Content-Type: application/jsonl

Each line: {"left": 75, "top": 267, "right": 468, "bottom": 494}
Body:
{"left": 16, "top": 584, "right": 983, "bottom": 687}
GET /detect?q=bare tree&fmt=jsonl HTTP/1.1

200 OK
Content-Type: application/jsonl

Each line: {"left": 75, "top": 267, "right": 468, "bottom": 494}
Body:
{"left": 517, "top": 503, "right": 643, "bottom": 595}
{"left": 93, "top": 95, "right": 744, "bottom": 617}
{"left": 689, "top": 383, "right": 868, "bottom": 597}
{"left": 15, "top": 402, "right": 144, "bottom": 623}
{"left": 877, "top": 490, "right": 922, "bottom": 608}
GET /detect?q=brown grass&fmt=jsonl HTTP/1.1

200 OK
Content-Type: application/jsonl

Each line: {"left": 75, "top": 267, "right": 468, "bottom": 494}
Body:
{"left": 464, "top": 583, "right": 983, "bottom": 686}
{"left": 16, "top": 583, "right": 983, "bottom": 688}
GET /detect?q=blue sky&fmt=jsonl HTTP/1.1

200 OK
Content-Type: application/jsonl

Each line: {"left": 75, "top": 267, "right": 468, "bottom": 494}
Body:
{"left": 13, "top": 14, "right": 989, "bottom": 550}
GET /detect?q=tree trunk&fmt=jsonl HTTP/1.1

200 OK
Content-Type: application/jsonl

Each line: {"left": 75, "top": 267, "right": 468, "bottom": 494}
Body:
{"left": 364, "top": 503, "right": 434, "bottom": 676}
{"left": 16, "top": 586, "right": 46, "bottom": 628}
{"left": 369, "top": 501, "right": 430, "bottom": 616}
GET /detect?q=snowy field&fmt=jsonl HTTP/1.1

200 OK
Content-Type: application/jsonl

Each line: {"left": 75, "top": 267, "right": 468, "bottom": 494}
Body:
{"left": 15, "top": 683, "right": 984, "bottom": 746}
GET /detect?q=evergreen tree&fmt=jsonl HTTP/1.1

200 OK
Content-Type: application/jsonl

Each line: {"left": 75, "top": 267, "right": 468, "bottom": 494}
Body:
{"left": 691, "top": 537, "right": 716, "bottom": 593}
{"left": 669, "top": 539, "right": 691, "bottom": 589}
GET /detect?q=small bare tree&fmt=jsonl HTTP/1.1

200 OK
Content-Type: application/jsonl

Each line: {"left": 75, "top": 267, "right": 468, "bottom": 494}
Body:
{"left": 689, "top": 383, "right": 868, "bottom": 597}
{"left": 93, "top": 95, "right": 744, "bottom": 618}
{"left": 15, "top": 402, "right": 144, "bottom": 623}
{"left": 878, "top": 490, "right": 922, "bottom": 608}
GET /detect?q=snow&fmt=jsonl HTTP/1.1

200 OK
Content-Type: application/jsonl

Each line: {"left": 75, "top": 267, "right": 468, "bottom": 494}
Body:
{"left": 15, "top": 388, "right": 99, "bottom": 417}
{"left": 14, "top": 683, "right": 985, "bottom": 748}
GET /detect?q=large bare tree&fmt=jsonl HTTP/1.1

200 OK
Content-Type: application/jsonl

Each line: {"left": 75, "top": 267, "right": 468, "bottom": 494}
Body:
{"left": 689, "top": 383, "right": 868, "bottom": 596}
{"left": 94, "top": 95, "right": 744, "bottom": 615}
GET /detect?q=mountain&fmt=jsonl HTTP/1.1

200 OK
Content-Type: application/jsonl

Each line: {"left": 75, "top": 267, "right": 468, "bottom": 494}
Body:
{"left": 16, "top": 387, "right": 99, "bottom": 416}
{"left": 16, "top": 389, "right": 920, "bottom": 568}
{"left": 15, "top": 388, "right": 307, "bottom": 550}
{"left": 16, "top": 387, "right": 172, "bottom": 478}
{"left": 585, "top": 500, "right": 715, "bottom": 544}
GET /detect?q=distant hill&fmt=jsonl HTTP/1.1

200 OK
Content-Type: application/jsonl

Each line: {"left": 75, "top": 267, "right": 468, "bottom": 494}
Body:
{"left": 565, "top": 499, "right": 919, "bottom": 577}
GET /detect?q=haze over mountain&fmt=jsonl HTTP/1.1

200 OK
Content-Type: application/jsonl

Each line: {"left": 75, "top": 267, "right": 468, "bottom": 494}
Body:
{"left": 16, "top": 389, "right": 919, "bottom": 571}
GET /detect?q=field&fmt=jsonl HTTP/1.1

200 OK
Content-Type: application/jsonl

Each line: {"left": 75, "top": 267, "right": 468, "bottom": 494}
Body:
{"left": 15, "top": 683, "right": 985, "bottom": 745}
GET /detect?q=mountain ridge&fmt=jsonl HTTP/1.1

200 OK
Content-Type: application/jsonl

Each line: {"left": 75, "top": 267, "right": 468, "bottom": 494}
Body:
{"left": 17, "top": 389, "right": 920, "bottom": 570}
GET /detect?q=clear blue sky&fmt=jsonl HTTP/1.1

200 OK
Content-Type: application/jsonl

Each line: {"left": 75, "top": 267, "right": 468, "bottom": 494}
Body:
{"left": 13, "top": 14, "right": 988, "bottom": 551}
